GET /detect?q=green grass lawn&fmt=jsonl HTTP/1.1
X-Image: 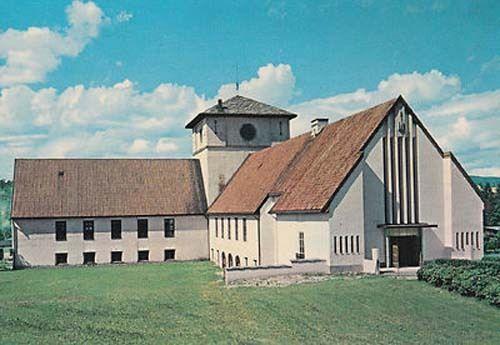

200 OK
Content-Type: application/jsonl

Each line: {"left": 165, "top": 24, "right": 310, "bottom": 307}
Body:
{"left": 0, "top": 262, "right": 498, "bottom": 344}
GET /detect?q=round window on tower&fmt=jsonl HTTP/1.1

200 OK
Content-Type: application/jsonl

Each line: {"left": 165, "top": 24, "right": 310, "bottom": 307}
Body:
{"left": 240, "top": 123, "right": 257, "bottom": 141}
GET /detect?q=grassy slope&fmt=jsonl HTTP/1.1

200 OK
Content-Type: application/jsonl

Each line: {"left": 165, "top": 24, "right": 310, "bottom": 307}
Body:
{"left": 0, "top": 262, "right": 498, "bottom": 345}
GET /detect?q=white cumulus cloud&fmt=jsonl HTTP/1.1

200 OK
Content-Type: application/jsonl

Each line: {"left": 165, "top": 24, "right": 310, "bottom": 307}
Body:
{"left": 0, "top": 1, "right": 105, "bottom": 87}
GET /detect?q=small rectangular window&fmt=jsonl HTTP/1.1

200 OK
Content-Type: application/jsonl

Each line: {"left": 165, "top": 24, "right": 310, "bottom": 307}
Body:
{"left": 164, "top": 249, "right": 175, "bottom": 261}
{"left": 138, "top": 250, "right": 149, "bottom": 262}
{"left": 244, "top": 257, "right": 248, "bottom": 266}
{"left": 243, "top": 219, "right": 247, "bottom": 241}
{"left": 83, "top": 220, "right": 94, "bottom": 241}
{"left": 111, "top": 220, "right": 122, "bottom": 239}
{"left": 227, "top": 218, "right": 231, "bottom": 239}
{"left": 356, "top": 235, "right": 360, "bottom": 254}
{"left": 83, "top": 252, "right": 96, "bottom": 265}
{"left": 333, "top": 236, "right": 337, "bottom": 254}
{"left": 164, "top": 218, "right": 175, "bottom": 238}
{"left": 235, "top": 218, "right": 239, "bottom": 240}
{"left": 55, "top": 221, "right": 67, "bottom": 241}
{"left": 55, "top": 253, "right": 67, "bottom": 265}
{"left": 296, "top": 232, "right": 305, "bottom": 259}
{"left": 253, "top": 259, "right": 257, "bottom": 266}
{"left": 221, "top": 218, "right": 225, "bottom": 239}
{"left": 215, "top": 217, "right": 218, "bottom": 237}
{"left": 137, "top": 219, "right": 148, "bottom": 238}
{"left": 111, "top": 251, "right": 122, "bottom": 263}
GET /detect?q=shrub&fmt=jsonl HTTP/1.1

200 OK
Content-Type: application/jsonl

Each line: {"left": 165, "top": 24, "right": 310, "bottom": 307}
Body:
{"left": 418, "top": 259, "right": 500, "bottom": 307}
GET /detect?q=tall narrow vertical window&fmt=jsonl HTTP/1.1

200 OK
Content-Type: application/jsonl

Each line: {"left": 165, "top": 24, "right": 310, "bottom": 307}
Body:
{"left": 455, "top": 233, "right": 459, "bottom": 250}
{"left": 164, "top": 218, "right": 175, "bottom": 238}
{"left": 55, "top": 221, "right": 67, "bottom": 241}
{"left": 333, "top": 236, "right": 337, "bottom": 254}
{"left": 460, "top": 232, "right": 464, "bottom": 250}
{"left": 350, "top": 235, "right": 354, "bottom": 254}
{"left": 383, "top": 136, "right": 390, "bottom": 224}
{"left": 137, "top": 219, "right": 148, "bottom": 239}
{"left": 345, "top": 235, "right": 349, "bottom": 254}
{"left": 221, "top": 218, "right": 224, "bottom": 239}
{"left": 227, "top": 218, "right": 231, "bottom": 239}
{"left": 215, "top": 217, "right": 218, "bottom": 237}
{"left": 235, "top": 218, "right": 239, "bottom": 240}
{"left": 83, "top": 220, "right": 94, "bottom": 241}
{"left": 465, "top": 232, "right": 469, "bottom": 246}
{"left": 356, "top": 236, "right": 360, "bottom": 254}
{"left": 476, "top": 232, "right": 480, "bottom": 249}
{"left": 214, "top": 120, "right": 218, "bottom": 135}
{"left": 297, "top": 232, "right": 305, "bottom": 259}
{"left": 279, "top": 121, "right": 283, "bottom": 136}
{"left": 471, "top": 231, "right": 474, "bottom": 247}
{"left": 243, "top": 219, "right": 247, "bottom": 241}
{"left": 111, "top": 220, "right": 122, "bottom": 239}
{"left": 339, "top": 236, "right": 343, "bottom": 254}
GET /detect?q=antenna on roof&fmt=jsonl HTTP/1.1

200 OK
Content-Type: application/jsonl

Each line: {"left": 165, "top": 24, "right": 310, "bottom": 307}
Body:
{"left": 235, "top": 64, "right": 240, "bottom": 94}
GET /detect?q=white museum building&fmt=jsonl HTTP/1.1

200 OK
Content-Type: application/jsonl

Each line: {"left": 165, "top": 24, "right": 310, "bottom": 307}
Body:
{"left": 11, "top": 95, "right": 483, "bottom": 273}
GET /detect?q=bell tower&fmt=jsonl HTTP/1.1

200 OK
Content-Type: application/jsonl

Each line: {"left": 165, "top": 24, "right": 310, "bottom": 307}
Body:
{"left": 185, "top": 95, "right": 297, "bottom": 206}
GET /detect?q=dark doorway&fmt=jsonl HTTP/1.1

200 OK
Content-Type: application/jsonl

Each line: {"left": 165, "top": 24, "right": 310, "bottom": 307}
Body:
{"left": 390, "top": 236, "right": 420, "bottom": 267}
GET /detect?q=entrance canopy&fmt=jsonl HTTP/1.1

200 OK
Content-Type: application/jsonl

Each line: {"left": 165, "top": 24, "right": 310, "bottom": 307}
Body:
{"left": 377, "top": 223, "right": 437, "bottom": 229}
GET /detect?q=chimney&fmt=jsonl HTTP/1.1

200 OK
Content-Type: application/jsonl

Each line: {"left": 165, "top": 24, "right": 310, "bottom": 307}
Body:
{"left": 311, "top": 118, "right": 329, "bottom": 137}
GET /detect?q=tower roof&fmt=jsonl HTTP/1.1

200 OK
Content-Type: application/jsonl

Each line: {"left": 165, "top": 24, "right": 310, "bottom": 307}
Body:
{"left": 185, "top": 95, "right": 297, "bottom": 129}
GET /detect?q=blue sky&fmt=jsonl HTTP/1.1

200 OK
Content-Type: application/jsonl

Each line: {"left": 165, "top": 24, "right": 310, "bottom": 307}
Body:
{"left": 0, "top": 0, "right": 499, "bottom": 178}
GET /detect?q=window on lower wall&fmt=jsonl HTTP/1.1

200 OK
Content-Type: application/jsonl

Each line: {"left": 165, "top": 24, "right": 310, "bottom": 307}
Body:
{"left": 339, "top": 236, "right": 343, "bottom": 254}
{"left": 455, "top": 233, "right": 459, "bottom": 250}
{"left": 83, "top": 252, "right": 96, "bottom": 265}
{"left": 164, "top": 249, "right": 175, "bottom": 261}
{"left": 111, "top": 220, "right": 122, "bottom": 239}
{"left": 55, "top": 253, "right": 67, "bottom": 265}
{"left": 345, "top": 235, "right": 349, "bottom": 254}
{"left": 138, "top": 250, "right": 149, "bottom": 262}
{"left": 164, "top": 218, "right": 175, "bottom": 238}
{"left": 476, "top": 232, "right": 480, "bottom": 249}
{"left": 215, "top": 217, "right": 218, "bottom": 237}
{"left": 227, "top": 218, "right": 231, "bottom": 239}
{"left": 350, "top": 235, "right": 354, "bottom": 254}
{"left": 235, "top": 218, "right": 239, "bottom": 240}
{"left": 356, "top": 236, "right": 360, "bottom": 254}
{"left": 55, "top": 221, "right": 66, "bottom": 241}
{"left": 244, "top": 257, "right": 248, "bottom": 266}
{"left": 296, "top": 232, "right": 305, "bottom": 259}
{"left": 137, "top": 219, "right": 148, "bottom": 238}
{"left": 83, "top": 220, "right": 94, "bottom": 241}
{"left": 221, "top": 218, "right": 224, "bottom": 239}
{"left": 465, "top": 232, "right": 469, "bottom": 246}
{"left": 243, "top": 219, "right": 247, "bottom": 241}
{"left": 111, "top": 251, "right": 122, "bottom": 263}
{"left": 460, "top": 232, "right": 464, "bottom": 250}
{"left": 471, "top": 231, "right": 475, "bottom": 247}
{"left": 333, "top": 236, "right": 337, "bottom": 254}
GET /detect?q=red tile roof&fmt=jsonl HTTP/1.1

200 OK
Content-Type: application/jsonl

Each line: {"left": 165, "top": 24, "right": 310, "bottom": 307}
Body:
{"left": 208, "top": 97, "right": 400, "bottom": 215}
{"left": 12, "top": 159, "right": 207, "bottom": 218}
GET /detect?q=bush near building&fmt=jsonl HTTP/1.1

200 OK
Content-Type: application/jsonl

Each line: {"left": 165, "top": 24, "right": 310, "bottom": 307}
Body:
{"left": 417, "top": 259, "right": 500, "bottom": 306}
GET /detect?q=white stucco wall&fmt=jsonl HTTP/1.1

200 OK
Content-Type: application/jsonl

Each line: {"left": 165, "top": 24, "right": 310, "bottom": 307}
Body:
{"left": 14, "top": 215, "right": 208, "bottom": 267}
{"left": 417, "top": 127, "right": 447, "bottom": 260}
{"left": 275, "top": 212, "right": 330, "bottom": 265}
{"left": 446, "top": 157, "right": 484, "bottom": 259}
{"left": 208, "top": 216, "right": 260, "bottom": 267}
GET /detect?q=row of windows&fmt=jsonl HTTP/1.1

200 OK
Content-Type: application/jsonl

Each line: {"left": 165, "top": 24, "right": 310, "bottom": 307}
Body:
{"left": 210, "top": 249, "right": 257, "bottom": 268}
{"left": 455, "top": 231, "right": 481, "bottom": 251}
{"left": 333, "top": 235, "right": 361, "bottom": 255}
{"left": 54, "top": 249, "right": 176, "bottom": 265}
{"left": 55, "top": 218, "right": 176, "bottom": 242}
{"left": 214, "top": 217, "right": 247, "bottom": 242}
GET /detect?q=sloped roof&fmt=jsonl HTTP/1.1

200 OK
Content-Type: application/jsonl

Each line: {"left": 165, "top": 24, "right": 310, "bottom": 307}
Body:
{"left": 185, "top": 95, "right": 297, "bottom": 129}
{"left": 12, "top": 159, "right": 207, "bottom": 219}
{"left": 208, "top": 97, "right": 399, "bottom": 215}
